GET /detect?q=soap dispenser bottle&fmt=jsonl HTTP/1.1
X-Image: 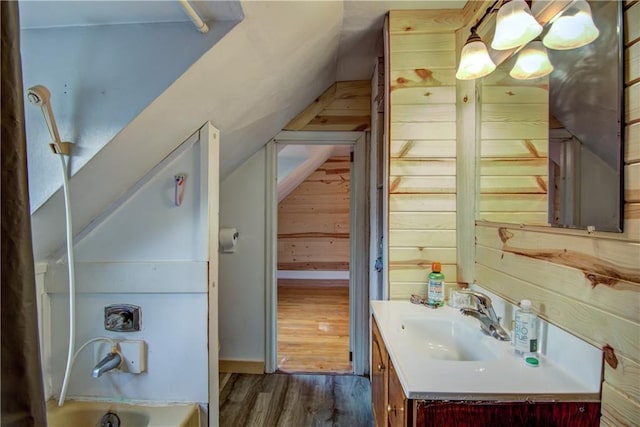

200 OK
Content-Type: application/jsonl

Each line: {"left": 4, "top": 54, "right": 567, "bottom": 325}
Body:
{"left": 514, "top": 299, "right": 539, "bottom": 363}
{"left": 427, "top": 262, "right": 445, "bottom": 308}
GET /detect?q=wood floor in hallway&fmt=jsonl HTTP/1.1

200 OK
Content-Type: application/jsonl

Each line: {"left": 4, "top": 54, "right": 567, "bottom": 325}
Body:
{"left": 219, "top": 373, "right": 374, "bottom": 427}
{"left": 277, "top": 280, "right": 351, "bottom": 373}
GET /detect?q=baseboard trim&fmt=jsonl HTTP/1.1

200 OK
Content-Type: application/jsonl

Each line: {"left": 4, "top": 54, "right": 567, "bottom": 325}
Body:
{"left": 219, "top": 360, "right": 265, "bottom": 374}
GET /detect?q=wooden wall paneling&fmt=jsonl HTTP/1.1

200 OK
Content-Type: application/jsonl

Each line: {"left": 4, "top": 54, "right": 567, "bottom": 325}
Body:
{"left": 475, "top": 244, "right": 639, "bottom": 324}
{"left": 475, "top": 263, "right": 639, "bottom": 361}
{"left": 627, "top": 123, "right": 640, "bottom": 161}
{"left": 479, "top": 158, "right": 548, "bottom": 176}
{"left": 388, "top": 10, "right": 464, "bottom": 34}
{"left": 477, "top": 212, "right": 548, "bottom": 224}
{"left": 390, "top": 140, "right": 457, "bottom": 159}
{"left": 390, "top": 87, "right": 456, "bottom": 105}
{"left": 389, "top": 230, "right": 456, "bottom": 248}
{"left": 625, "top": 3, "right": 640, "bottom": 45}
{"left": 626, "top": 82, "right": 640, "bottom": 124}
{"left": 389, "top": 248, "right": 456, "bottom": 265}
{"left": 604, "top": 353, "right": 640, "bottom": 406}
{"left": 479, "top": 194, "right": 548, "bottom": 212}
{"left": 601, "top": 383, "right": 640, "bottom": 427}
{"left": 627, "top": 39, "right": 640, "bottom": 84}
{"left": 389, "top": 264, "right": 458, "bottom": 283}
{"left": 478, "top": 73, "right": 549, "bottom": 226}
{"left": 390, "top": 159, "right": 456, "bottom": 176}
{"left": 391, "top": 122, "right": 457, "bottom": 140}
{"left": 278, "top": 157, "right": 350, "bottom": 271}
{"left": 389, "top": 194, "right": 456, "bottom": 212}
{"left": 388, "top": 9, "right": 460, "bottom": 300}
{"left": 480, "top": 140, "right": 548, "bottom": 158}
{"left": 389, "top": 212, "right": 456, "bottom": 230}
{"left": 284, "top": 81, "right": 371, "bottom": 132}
{"left": 626, "top": 163, "right": 640, "bottom": 202}
{"left": 480, "top": 176, "right": 548, "bottom": 194}
{"left": 390, "top": 33, "right": 455, "bottom": 52}
{"left": 389, "top": 176, "right": 456, "bottom": 194}
{"left": 285, "top": 83, "right": 337, "bottom": 130}
{"left": 390, "top": 69, "right": 457, "bottom": 88}
{"left": 475, "top": 226, "right": 640, "bottom": 278}
{"left": 392, "top": 105, "right": 456, "bottom": 122}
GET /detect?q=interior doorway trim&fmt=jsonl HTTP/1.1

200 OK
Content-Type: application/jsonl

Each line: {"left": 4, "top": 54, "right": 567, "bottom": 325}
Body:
{"left": 265, "top": 130, "right": 369, "bottom": 375}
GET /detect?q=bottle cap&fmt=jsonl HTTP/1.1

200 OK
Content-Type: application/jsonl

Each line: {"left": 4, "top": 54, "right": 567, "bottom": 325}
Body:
{"left": 432, "top": 262, "right": 441, "bottom": 272}
{"left": 520, "top": 299, "right": 532, "bottom": 309}
{"left": 525, "top": 356, "right": 539, "bottom": 367}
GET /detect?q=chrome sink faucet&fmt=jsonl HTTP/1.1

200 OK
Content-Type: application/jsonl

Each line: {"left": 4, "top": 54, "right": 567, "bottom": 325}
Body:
{"left": 92, "top": 351, "right": 122, "bottom": 378}
{"left": 458, "top": 290, "right": 510, "bottom": 341}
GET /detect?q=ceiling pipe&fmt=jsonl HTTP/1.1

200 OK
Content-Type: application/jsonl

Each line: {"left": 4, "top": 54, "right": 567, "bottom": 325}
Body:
{"left": 179, "top": 0, "right": 209, "bottom": 34}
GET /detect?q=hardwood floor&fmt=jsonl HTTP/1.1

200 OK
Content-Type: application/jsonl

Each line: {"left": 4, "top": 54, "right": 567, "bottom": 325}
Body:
{"left": 219, "top": 373, "right": 374, "bottom": 427}
{"left": 277, "top": 280, "right": 351, "bottom": 373}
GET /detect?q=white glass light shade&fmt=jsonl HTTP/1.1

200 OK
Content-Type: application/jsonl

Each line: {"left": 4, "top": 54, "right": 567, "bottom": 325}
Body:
{"left": 543, "top": 0, "right": 599, "bottom": 50}
{"left": 491, "top": 0, "right": 543, "bottom": 51}
{"left": 509, "top": 41, "right": 554, "bottom": 80}
{"left": 456, "top": 35, "right": 496, "bottom": 80}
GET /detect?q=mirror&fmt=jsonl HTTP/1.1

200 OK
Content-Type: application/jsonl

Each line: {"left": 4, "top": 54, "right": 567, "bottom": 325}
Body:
{"left": 477, "top": 0, "right": 623, "bottom": 232}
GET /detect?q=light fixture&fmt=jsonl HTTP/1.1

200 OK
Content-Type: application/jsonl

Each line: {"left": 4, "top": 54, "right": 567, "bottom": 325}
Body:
{"left": 491, "top": 0, "right": 542, "bottom": 51}
{"left": 509, "top": 40, "right": 554, "bottom": 79}
{"left": 543, "top": 0, "right": 599, "bottom": 50}
{"left": 456, "top": 30, "right": 496, "bottom": 80}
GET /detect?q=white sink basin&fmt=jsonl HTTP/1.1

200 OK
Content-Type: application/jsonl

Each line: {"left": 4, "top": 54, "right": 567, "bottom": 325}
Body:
{"left": 398, "top": 317, "right": 498, "bottom": 361}
{"left": 371, "top": 300, "right": 603, "bottom": 401}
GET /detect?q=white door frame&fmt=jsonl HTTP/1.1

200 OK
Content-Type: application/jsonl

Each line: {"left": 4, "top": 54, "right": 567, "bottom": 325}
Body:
{"left": 265, "top": 130, "right": 369, "bottom": 376}
{"left": 204, "top": 122, "right": 220, "bottom": 427}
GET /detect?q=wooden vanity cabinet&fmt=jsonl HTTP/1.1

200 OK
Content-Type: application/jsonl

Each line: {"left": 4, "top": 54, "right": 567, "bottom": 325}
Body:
{"left": 370, "top": 317, "right": 600, "bottom": 427}
{"left": 371, "top": 318, "right": 388, "bottom": 427}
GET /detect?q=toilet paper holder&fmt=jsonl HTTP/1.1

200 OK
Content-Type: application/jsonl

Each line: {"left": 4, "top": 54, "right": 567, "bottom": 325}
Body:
{"left": 219, "top": 228, "right": 239, "bottom": 253}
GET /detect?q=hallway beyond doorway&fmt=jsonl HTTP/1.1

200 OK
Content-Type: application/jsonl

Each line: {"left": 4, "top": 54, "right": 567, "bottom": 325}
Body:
{"left": 277, "top": 280, "right": 351, "bottom": 373}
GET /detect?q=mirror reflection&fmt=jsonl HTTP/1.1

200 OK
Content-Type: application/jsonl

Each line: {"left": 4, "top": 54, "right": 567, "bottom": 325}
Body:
{"left": 477, "top": 0, "right": 623, "bottom": 232}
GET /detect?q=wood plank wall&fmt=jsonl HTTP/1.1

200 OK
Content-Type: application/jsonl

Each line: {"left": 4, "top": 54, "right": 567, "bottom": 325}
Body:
{"left": 478, "top": 67, "right": 549, "bottom": 226}
{"left": 474, "top": 3, "right": 640, "bottom": 426}
{"left": 277, "top": 157, "right": 351, "bottom": 271}
{"left": 284, "top": 81, "right": 371, "bottom": 132}
{"left": 387, "top": 10, "right": 464, "bottom": 300}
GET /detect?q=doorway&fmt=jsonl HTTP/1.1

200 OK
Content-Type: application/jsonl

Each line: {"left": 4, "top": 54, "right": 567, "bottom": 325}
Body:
{"left": 276, "top": 144, "right": 352, "bottom": 373}
{"left": 265, "top": 131, "right": 369, "bottom": 376}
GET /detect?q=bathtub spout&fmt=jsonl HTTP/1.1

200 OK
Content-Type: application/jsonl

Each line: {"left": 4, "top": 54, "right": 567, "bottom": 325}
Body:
{"left": 92, "top": 352, "right": 121, "bottom": 378}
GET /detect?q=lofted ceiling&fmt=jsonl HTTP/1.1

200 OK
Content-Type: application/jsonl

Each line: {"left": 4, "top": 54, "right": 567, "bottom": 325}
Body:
{"left": 22, "top": 0, "right": 466, "bottom": 261}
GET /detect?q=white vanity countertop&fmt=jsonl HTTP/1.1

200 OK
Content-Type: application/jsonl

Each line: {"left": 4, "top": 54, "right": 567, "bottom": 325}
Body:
{"left": 371, "top": 301, "right": 602, "bottom": 401}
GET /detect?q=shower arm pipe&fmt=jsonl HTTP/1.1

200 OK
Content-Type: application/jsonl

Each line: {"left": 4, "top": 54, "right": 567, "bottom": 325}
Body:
{"left": 179, "top": 0, "right": 209, "bottom": 34}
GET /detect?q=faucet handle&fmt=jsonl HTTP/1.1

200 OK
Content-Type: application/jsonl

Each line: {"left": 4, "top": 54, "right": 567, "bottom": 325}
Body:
{"left": 458, "top": 290, "right": 492, "bottom": 309}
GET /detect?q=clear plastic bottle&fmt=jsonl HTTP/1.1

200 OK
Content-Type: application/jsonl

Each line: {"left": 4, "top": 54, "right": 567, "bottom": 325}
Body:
{"left": 514, "top": 299, "right": 539, "bottom": 359}
{"left": 427, "top": 262, "right": 445, "bottom": 307}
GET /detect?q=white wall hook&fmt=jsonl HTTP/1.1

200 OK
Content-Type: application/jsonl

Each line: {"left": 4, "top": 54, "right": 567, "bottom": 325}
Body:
{"left": 174, "top": 174, "right": 187, "bottom": 206}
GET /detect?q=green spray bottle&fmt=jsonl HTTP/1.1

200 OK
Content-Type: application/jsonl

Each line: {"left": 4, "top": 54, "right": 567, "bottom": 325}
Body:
{"left": 427, "top": 261, "right": 445, "bottom": 308}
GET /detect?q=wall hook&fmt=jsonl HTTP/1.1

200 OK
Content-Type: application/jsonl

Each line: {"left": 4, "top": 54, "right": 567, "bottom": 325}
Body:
{"left": 174, "top": 174, "right": 187, "bottom": 206}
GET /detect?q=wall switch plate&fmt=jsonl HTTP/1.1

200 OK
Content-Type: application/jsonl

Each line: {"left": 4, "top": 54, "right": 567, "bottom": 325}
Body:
{"left": 94, "top": 340, "right": 147, "bottom": 374}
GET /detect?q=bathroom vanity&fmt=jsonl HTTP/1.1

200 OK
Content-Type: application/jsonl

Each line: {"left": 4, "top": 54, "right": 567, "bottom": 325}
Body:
{"left": 371, "top": 301, "right": 602, "bottom": 427}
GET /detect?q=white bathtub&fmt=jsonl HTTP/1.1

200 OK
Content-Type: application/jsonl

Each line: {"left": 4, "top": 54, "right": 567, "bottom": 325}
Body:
{"left": 46, "top": 400, "right": 199, "bottom": 427}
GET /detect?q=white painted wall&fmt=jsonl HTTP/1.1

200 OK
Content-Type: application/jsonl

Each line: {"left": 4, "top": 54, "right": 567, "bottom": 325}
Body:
{"left": 42, "top": 135, "right": 210, "bottom": 404}
{"left": 218, "top": 147, "right": 266, "bottom": 363}
{"left": 21, "top": 20, "right": 237, "bottom": 212}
